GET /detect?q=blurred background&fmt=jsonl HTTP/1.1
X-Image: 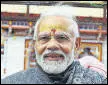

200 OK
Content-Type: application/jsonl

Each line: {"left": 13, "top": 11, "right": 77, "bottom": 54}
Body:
{"left": 1, "top": 1, "right": 107, "bottom": 79}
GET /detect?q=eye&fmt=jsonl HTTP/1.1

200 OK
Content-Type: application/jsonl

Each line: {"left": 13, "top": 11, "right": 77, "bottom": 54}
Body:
{"left": 39, "top": 36, "right": 50, "bottom": 40}
{"left": 38, "top": 35, "right": 51, "bottom": 44}
{"left": 55, "top": 35, "right": 70, "bottom": 42}
{"left": 59, "top": 36, "right": 68, "bottom": 39}
{"left": 57, "top": 36, "right": 67, "bottom": 40}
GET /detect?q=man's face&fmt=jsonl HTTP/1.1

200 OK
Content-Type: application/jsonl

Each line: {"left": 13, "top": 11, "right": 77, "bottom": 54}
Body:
{"left": 35, "top": 16, "right": 76, "bottom": 74}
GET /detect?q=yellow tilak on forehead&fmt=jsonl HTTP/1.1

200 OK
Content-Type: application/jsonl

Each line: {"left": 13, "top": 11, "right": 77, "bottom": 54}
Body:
{"left": 39, "top": 24, "right": 68, "bottom": 32}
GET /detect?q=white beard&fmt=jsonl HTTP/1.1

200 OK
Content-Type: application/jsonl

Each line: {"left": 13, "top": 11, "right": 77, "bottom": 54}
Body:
{"left": 35, "top": 49, "right": 74, "bottom": 74}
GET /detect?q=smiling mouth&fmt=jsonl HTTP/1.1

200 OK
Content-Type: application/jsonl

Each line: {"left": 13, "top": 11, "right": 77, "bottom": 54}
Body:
{"left": 44, "top": 53, "right": 64, "bottom": 61}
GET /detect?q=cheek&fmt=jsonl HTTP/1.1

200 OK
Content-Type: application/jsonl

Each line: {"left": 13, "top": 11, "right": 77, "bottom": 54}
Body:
{"left": 60, "top": 43, "right": 73, "bottom": 54}
{"left": 35, "top": 43, "right": 46, "bottom": 55}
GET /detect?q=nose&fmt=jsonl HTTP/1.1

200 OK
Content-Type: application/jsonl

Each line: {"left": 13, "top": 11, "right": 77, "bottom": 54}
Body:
{"left": 46, "top": 39, "right": 60, "bottom": 51}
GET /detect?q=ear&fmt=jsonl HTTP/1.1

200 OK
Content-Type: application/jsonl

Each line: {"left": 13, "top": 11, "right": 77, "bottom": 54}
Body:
{"left": 75, "top": 37, "right": 81, "bottom": 50}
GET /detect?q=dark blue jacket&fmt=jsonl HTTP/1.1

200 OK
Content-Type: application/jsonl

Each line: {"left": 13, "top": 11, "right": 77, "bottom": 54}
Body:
{"left": 1, "top": 61, "right": 107, "bottom": 84}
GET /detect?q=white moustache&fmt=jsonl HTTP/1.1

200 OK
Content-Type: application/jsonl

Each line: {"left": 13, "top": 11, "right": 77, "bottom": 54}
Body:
{"left": 42, "top": 50, "right": 66, "bottom": 59}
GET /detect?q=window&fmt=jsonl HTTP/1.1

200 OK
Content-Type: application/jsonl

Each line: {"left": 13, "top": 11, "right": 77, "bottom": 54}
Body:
{"left": 12, "top": 21, "right": 17, "bottom": 25}
{"left": 2, "top": 21, "right": 8, "bottom": 25}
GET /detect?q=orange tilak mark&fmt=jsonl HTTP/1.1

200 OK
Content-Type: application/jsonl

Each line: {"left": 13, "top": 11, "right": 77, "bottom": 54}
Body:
{"left": 51, "top": 29, "right": 56, "bottom": 34}
{"left": 51, "top": 29, "right": 56, "bottom": 38}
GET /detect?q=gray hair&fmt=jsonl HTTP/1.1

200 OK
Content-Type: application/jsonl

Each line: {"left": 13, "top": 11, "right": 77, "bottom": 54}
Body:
{"left": 33, "top": 5, "right": 80, "bottom": 40}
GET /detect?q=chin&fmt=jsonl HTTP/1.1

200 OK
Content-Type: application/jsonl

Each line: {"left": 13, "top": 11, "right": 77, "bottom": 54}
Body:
{"left": 40, "top": 60, "right": 69, "bottom": 74}
{"left": 36, "top": 50, "right": 74, "bottom": 74}
{"left": 37, "top": 59, "right": 74, "bottom": 74}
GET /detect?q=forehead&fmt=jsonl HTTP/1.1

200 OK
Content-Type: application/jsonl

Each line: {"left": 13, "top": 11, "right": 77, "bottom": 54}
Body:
{"left": 38, "top": 16, "right": 72, "bottom": 33}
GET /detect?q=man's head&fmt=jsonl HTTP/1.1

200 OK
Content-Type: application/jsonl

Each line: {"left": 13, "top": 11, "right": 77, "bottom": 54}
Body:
{"left": 33, "top": 5, "right": 80, "bottom": 74}
{"left": 84, "top": 47, "right": 91, "bottom": 53}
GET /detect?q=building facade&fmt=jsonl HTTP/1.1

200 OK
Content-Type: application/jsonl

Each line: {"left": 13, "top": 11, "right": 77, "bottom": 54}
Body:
{"left": 1, "top": 1, "right": 107, "bottom": 78}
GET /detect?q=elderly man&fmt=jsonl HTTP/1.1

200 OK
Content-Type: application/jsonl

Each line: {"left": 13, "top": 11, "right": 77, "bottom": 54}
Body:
{"left": 1, "top": 5, "right": 107, "bottom": 84}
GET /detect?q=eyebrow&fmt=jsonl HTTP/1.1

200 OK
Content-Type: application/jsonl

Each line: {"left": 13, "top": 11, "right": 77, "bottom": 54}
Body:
{"left": 38, "top": 32, "right": 73, "bottom": 39}
{"left": 38, "top": 32, "right": 50, "bottom": 36}
{"left": 56, "top": 32, "right": 73, "bottom": 38}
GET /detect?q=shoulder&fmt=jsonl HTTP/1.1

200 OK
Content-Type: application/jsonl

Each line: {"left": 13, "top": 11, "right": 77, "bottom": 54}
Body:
{"left": 82, "top": 68, "right": 107, "bottom": 84}
{"left": 74, "top": 61, "right": 107, "bottom": 84}
{"left": 1, "top": 67, "right": 48, "bottom": 84}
